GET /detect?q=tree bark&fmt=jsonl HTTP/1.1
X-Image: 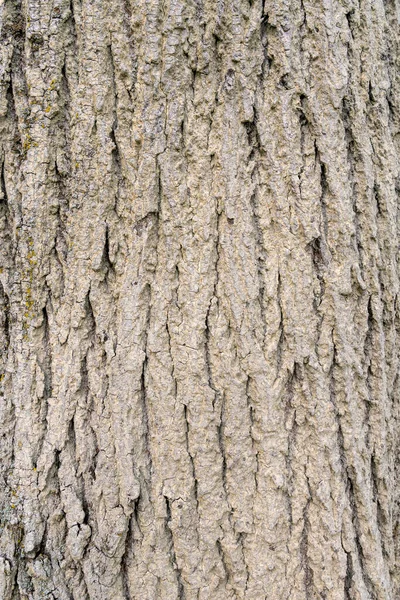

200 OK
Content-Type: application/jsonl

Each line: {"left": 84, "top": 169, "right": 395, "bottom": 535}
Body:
{"left": 0, "top": 0, "right": 399, "bottom": 598}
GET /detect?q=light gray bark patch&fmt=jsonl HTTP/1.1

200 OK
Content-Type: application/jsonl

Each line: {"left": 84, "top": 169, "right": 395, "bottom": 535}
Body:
{"left": 0, "top": 0, "right": 399, "bottom": 598}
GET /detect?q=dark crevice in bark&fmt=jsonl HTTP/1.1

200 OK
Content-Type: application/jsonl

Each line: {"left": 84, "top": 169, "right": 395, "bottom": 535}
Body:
{"left": 88, "top": 433, "right": 99, "bottom": 483}
{"left": 244, "top": 116, "right": 261, "bottom": 160}
{"left": 189, "top": 65, "right": 196, "bottom": 99}
{"left": 212, "top": 34, "right": 224, "bottom": 97}
{"left": 119, "top": 0, "right": 138, "bottom": 97}
{"left": 79, "top": 483, "right": 90, "bottom": 528}
{"left": 370, "top": 453, "right": 389, "bottom": 564}
{"left": 183, "top": 404, "right": 199, "bottom": 514}
{"left": 53, "top": 36, "right": 72, "bottom": 285}
{"left": 363, "top": 295, "right": 374, "bottom": 449}
{"left": 53, "top": 233, "right": 66, "bottom": 300}
{"left": 166, "top": 314, "right": 178, "bottom": 400}
{"left": 0, "top": 274, "right": 13, "bottom": 554}
{"left": 315, "top": 146, "right": 329, "bottom": 240}
{"left": 373, "top": 182, "right": 383, "bottom": 218}
{"left": 206, "top": 199, "right": 221, "bottom": 407}
{"left": 393, "top": 366, "right": 400, "bottom": 593}
{"left": 0, "top": 161, "right": 12, "bottom": 363}
{"left": 246, "top": 377, "right": 259, "bottom": 495}
{"left": 260, "top": 10, "right": 273, "bottom": 81}
{"left": 368, "top": 81, "right": 375, "bottom": 105}
{"left": 334, "top": 362, "right": 379, "bottom": 597}
{"left": 102, "top": 224, "right": 113, "bottom": 274}
{"left": 279, "top": 73, "right": 292, "bottom": 90}
{"left": 66, "top": 417, "right": 77, "bottom": 460}
{"left": 110, "top": 118, "right": 122, "bottom": 186}
{"left": 330, "top": 340, "right": 378, "bottom": 599}
{"left": 68, "top": 0, "right": 78, "bottom": 46}
{"left": 204, "top": 296, "right": 218, "bottom": 398}
{"left": 284, "top": 369, "right": 298, "bottom": 534}
{"left": 107, "top": 44, "right": 124, "bottom": 214}
{"left": 84, "top": 291, "right": 96, "bottom": 340}
{"left": 299, "top": 0, "right": 307, "bottom": 27}
{"left": 276, "top": 269, "right": 284, "bottom": 374}
{"left": 140, "top": 292, "right": 153, "bottom": 482}
{"left": 121, "top": 513, "right": 133, "bottom": 600}
{"left": 309, "top": 236, "right": 326, "bottom": 310}
{"left": 0, "top": 160, "right": 9, "bottom": 208}
{"left": 41, "top": 304, "right": 52, "bottom": 399}
{"left": 33, "top": 304, "right": 52, "bottom": 465}
{"left": 164, "top": 496, "right": 185, "bottom": 599}
{"left": 32, "top": 518, "right": 48, "bottom": 560}
{"left": 342, "top": 96, "right": 365, "bottom": 281}
{"left": 345, "top": 10, "right": 356, "bottom": 41}
{"left": 217, "top": 391, "right": 228, "bottom": 506}
{"left": 8, "top": 82, "right": 23, "bottom": 170}
{"left": 54, "top": 59, "right": 72, "bottom": 186}
{"left": 347, "top": 474, "right": 378, "bottom": 600}
{"left": 239, "top": 531, "right": 250, "bottom": 594}
{"left": 215, "top": 538, "right": 229, "bottom": 586}
{"left": 299, "top": 471, "right": 313, "bottom": 599}
{"left": 0, "top": 278, "right": 11, "bottom": 356}
{"left": 298, "top": 97, "right": 308, "bottom": 171}
{"left": 344, "top": 550, "right": 353, "bottom": 599}
{"left": 249, "top": 186, "right": 267, "bottom": 339}
{"left": 132, "top": 494, "right": 142, "bottom": 540}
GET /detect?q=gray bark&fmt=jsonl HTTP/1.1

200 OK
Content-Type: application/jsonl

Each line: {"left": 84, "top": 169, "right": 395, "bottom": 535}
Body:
{"left": 0, "top": 0, "right": 399, "bottom": 598}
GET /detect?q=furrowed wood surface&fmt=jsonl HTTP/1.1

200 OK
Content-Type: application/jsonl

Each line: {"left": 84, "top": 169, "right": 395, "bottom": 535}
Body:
{"left": 0, "top": 0, "right": 399, "bottom": 598}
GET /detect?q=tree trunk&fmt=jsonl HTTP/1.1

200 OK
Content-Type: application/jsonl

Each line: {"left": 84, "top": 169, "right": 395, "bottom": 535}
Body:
{"left": 0, "top": 0, "right": 399, "bottom": 598}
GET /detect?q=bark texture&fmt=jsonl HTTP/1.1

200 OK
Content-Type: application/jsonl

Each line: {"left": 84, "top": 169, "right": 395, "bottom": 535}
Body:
{"left": 0, "top": 0, "right": 399, "bottom": 598}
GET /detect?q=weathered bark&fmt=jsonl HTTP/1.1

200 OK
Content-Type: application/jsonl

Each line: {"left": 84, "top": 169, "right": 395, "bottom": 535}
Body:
{"left": 0, "top": 0, "right": 399, "bottom": 598}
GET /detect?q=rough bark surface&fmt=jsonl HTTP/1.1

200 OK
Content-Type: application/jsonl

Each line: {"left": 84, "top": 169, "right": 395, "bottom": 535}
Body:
{"left": 0, "top": 0, "right": 399, "bottom": 598}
